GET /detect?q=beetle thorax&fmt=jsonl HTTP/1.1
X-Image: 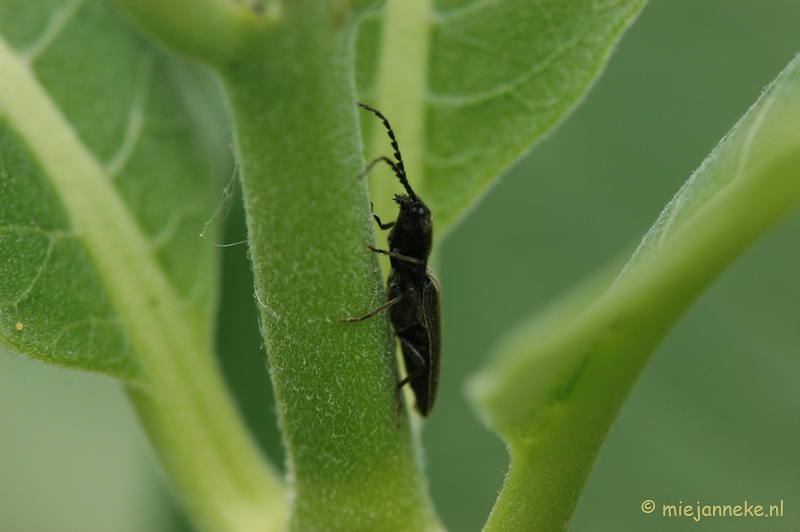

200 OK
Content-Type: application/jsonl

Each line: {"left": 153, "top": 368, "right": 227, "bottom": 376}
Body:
{"left": 388, "top": 194, "right": 433, "bottom": 266}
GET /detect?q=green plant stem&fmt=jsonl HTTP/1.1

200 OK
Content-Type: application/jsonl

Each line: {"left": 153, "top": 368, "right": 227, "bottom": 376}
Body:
{"left": 0, "top": 35, "right": 285, "bottom": 532}
{"left": 112, "top": 0, "right": 269, "bottom": 63}
{"left": 219, "top": 4, "right": 441, "bottom": 531}
{"left": 127, "top": 362, "right": 287, "bottom": 532}
{"left": 478, "top": 147, "right": 800, "bottom": 531}
{"left": 368, "top": 0, "right": 431, "bottom": 220}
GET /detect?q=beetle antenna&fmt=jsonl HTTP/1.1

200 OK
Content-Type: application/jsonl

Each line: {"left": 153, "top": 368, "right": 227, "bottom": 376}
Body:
{"left": 358, "top": 102, "right": 417, "bottom": 198}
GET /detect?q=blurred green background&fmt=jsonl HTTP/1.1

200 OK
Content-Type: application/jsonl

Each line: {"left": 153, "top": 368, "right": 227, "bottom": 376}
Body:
{"left": 2, "top": 1, "right": 800, "bottom": 530}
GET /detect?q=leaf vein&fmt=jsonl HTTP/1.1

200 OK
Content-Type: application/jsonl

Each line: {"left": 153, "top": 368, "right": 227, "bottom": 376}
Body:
{"left": 12, "top": 234, "right": 56, "bottom": 307}
{"left": 20, "top": 0, "right": 86, "bottom": 64}
{"left": 734, "top": 85, "right": 779, "bottom": 184}
{"left": 431, "top": 0, "right": 501, "bottom": 24}
{"left": 106, "top": 54, "right": 155, "bottom": 178}
{"left": 426, "top": 20, "right": 587, "bottom": 107}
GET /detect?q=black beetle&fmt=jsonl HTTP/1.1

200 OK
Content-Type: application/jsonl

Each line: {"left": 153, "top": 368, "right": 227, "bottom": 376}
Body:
{"left": 341, "top": 102, "right": 442, "bottom": 417}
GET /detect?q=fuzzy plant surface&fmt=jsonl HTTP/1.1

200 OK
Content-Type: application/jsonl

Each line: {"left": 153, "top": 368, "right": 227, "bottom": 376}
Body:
{"left": 1, "top": 1, "right": 800, "bottom": 531}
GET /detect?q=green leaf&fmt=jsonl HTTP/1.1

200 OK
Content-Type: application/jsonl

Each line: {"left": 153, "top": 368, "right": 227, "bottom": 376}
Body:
{"left": 467, "top": 54, "right": 800, "bottom": 530}
{"left": 0, "top": 2, "right": 284, "bottom": 531}
{"left": 0, "top": 0, "right": 220, "bottom": 377}
{"left": 0, "top": 117, "right": 137, "bottom": 377}
{"left": 358, "top": 0, "right": 647, "bottom": 233}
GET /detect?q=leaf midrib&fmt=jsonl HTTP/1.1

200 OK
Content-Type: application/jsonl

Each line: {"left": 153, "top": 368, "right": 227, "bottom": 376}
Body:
{"left": 0, "top": 35, "right": 207, "bottom": 377}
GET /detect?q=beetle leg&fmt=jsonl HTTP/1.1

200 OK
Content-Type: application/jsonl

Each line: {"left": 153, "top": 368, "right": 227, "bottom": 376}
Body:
{"left": 366, "top": 245, "right": 425, "bottom": 265}
{"left": 367, "top": 201, "right": 395, "bottom": 230}
{"left": 394, "top": 338, "right": 427, "bottom": 422}
{"left": 373, "top": 213, "right": 395, "bottom": 230}
{"left": 397, "top": 337, "right": 426, "bottom": 388}
{"left": 358, "top": 156, "right": 404, "bottom": 183}
{"left": 338, "top": 294, "right": 402, "bottom": 323}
